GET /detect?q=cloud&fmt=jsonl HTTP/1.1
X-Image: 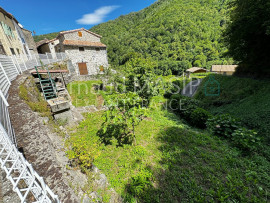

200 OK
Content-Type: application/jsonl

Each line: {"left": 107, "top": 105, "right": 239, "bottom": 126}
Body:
{"left": 76, "top": 6, "right": 120, "bottom": 25}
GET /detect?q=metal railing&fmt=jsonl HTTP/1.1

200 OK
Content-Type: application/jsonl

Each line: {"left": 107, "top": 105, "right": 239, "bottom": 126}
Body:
{"left": 0, "top": 121, "right": 60, "bottom": 202}
{"left": 0, "top": 52, "right": 66, "bottom": 202}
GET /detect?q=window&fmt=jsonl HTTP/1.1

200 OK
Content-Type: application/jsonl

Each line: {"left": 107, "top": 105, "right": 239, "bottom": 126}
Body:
{"left": 95, "top": 48, "right": 100, "bottom": 51}
{"left": 79, "top": 47, "right": 85, "bottom": 52}
{"left": 78, "top": 31, "right": 82, "bottom": 37}
{"left": 17, "top": 49, "right": 20, "bottom": 55}
{"left": 10, "top": 48, "right": 15, "bottom": 55}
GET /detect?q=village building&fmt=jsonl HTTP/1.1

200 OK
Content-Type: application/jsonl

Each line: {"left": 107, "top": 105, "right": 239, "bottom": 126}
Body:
{"left": 0, "top": 7, "right": 33, "bottom": 59}
{"left": 186, "top": 67, "right": 207, "bottom": 77}
{"left": 55, "top": 28, "right": 109, "bottom": 75}
{"left": 22, "top": 28, "right": 38, "bottom": 55}
{"left": 36, "top": 38, "right": 59, "bottom": 58}
{"left": 211, "top": 65, "right": 238, "bottom": 75}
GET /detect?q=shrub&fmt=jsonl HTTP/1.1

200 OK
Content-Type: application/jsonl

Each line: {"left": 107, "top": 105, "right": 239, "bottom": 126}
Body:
{"left": 206, "top": 114, "right": 241, "bottom": 138}
{"left": 190, "top": 108, "right": 212, "bottom": 129}
{"left": 231, "top": 128, "right": 261, "bottom": 152}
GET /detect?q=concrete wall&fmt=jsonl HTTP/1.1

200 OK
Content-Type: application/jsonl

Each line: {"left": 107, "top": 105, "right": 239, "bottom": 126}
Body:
{"left": 64, "top": 45, "right": 108, "bottom": 75}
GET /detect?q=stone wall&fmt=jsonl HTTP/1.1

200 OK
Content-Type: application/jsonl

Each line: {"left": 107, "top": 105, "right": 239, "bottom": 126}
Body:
{"left": 64, "top": 46, "right": 109, "bottom": 75}
{"left": 22, "top": 29, "right": 38, "bottom": 54}
{"left": 63, "top": 30, "right": 100, "bottom": 42}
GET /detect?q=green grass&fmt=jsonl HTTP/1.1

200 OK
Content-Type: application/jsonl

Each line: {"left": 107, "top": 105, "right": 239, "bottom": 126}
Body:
{"left": 67, "top": 95, "right": 270, "bottom": 202}
{"left": 195, "top": 75, "right": 270, "bottom": 145}
{"left": 67, "top": 80, "right": 103, "bottom": 107}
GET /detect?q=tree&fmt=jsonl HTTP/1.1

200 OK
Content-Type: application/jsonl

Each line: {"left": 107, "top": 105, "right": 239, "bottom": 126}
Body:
{"left": 98, "top": 93, "right": 146, "bottom": 146}
{"left": 224, "top": 0, "right": 270, "bottom": 76}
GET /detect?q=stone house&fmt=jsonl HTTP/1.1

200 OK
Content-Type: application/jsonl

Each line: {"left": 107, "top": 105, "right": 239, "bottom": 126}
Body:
{"left": 22, "top": 28, "right": 38, "bottom": 55}
{"left": 211, "top": 65, "right": 238, "bottom": 75}
{"left": 55, "top": 28, "right": 108, "bottom": 75}
{"left": 0, "top": 7, "right": 33, "bottom": 59}
{"left": 36, "top": 38, "right": 59, "bottom": 58}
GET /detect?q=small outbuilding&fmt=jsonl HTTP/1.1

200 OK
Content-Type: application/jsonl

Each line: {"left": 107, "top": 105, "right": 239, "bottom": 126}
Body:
{"left": 55, "top": 28, "right": 109, "bottom": 75}
{"left": 36, "top": 38, "right": 59, "bottom": 58}
{"left": 211, "top": 65, "right": 238, "bottom": 75}
{"left": 186, "top": 67, "right": 207, "bottom": 78}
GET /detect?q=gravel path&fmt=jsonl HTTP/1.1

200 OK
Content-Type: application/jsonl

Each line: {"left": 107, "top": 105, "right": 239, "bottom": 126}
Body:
{"left": 6, "top": 73, "right": 81, "bottom": 203}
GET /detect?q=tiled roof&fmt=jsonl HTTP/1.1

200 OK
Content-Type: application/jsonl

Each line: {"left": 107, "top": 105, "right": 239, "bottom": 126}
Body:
{"left": 0, "top": 7, "right": 19, "bottom": 23}
{"left": 211, "top": 65, "right": 238, "bottom": 72}
{"left": 58, "top": 28, "right": 102, "bottom": 38}
{"left": 62, "top": 40, "right": 106, "bottom": 48}
{"left": 36, "top": 39, "right": 49, "bottom": 47}
{"left": 186, "top": 67, "right": 207, "bottom": 73}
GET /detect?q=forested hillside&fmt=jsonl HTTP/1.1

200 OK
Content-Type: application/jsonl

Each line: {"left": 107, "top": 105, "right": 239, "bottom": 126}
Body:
{"left": 91, "top": 0, "right": 233, "bottom": 75}
{"left": 33, "top": 32, "right": 59, "bottom": 42}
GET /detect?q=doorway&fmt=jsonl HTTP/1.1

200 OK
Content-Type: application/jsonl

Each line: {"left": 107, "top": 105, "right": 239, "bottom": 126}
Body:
{"left": 78, "top": 63, "right": 88, "bottom": 75}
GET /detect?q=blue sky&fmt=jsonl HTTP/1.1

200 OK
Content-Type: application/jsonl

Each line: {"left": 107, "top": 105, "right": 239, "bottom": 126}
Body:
{"left": 0, "top": 0, "right": 156, "bottom": 35}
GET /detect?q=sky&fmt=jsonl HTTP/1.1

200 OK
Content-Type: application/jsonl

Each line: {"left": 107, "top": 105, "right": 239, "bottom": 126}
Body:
{"left": 0, "top": 0, "right": 156, "bottom": 35}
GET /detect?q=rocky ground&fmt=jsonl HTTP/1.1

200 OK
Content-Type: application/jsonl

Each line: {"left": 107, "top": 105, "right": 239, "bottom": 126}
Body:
{"left": 7, "top": 73, "right": 81, "bottom": 203}
{"left": 2, "top": 72, "right": 121, "bottom": 203}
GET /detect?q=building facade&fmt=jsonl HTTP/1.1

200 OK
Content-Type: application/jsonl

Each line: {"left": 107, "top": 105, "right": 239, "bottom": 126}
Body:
{"left": 37, "top": 38, "right": 59, "bottom": 58}
{"left": 0, "top": 7, "right": 34, "bottom": 60}
{"left": 211, "top": 65, "right": 238, "bottom": 75}
{"left": 56, "top": 28, "right": 109, "bottom": 75}
{"left": 22, "top": 28, "right": 38, "bottom": 56}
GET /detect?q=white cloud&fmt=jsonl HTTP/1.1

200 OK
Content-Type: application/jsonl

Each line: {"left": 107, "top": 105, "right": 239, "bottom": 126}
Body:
{"left": 76, "top": 6, "right": 120, "bottom": 25}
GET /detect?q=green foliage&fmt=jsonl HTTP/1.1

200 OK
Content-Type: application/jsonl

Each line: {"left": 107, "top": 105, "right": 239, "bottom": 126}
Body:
{"left": 195, "top": 75, "right": 270, "bottom": 144}
{"left": 231, "top": 128, "right": 261, "bottom": 152}
{"left": 19, "top": 77, "right": 51, "bottom": 117}
{"left": 68, "top": 107, "right": 270, "bottom": 202}
{"left": 224, "top": 0, "right": 270, "bottom": 76}
{"left": 207, "top": 114, "right": 241, "bottom": 138}
{"left": 91, "top": 0, "right": 233, "bottom": 74}
{"left": 33, "top": 32, "right": 59, "bottom": 42}
{"left": 67, "top": 80, "right": 103, "bottom": 107}
{"left": 190, "top": 108, "right": 212, "bottom": 129}
{"left": 98, "top": 92, "right": 146, "bottom": 145}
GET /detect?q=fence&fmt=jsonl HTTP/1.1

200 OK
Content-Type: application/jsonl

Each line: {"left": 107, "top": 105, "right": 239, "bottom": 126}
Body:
{"left": 0, "top": 52, "right": 65, "bottom": 202}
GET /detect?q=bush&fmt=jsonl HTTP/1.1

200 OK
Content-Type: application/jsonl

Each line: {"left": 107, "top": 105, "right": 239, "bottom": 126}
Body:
{"left": 206, "top": 114, "right": 241, "bottom": 138}
{"left": 231, "top": 128, "right": 261, "bottom": 152}
{"left": 190, "top": 108, "right": 212, "bottom": 129}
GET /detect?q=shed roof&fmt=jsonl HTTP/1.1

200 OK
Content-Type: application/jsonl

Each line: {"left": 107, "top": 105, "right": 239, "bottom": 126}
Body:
{"left": 36, "top": 39, "right": 49, "bottom": 47}
{"left": 58, "top": 28, "right": 102, "bottom": 38}
{"left": 186, "top": 67, "right": 207, "bottom": 73}
{"left": 211, "top": 65, "right": 238, "bottom": 72}
{"left": 62, "top": 40, "right": 106, "bottom": 48}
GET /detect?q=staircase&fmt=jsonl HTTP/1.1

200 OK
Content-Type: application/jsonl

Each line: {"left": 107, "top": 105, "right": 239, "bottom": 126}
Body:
{"left": 0, "top": 123, "right": 60, "bottom": 203}
{"left": 35, "top": 66, "right": 57, "bottom": 100}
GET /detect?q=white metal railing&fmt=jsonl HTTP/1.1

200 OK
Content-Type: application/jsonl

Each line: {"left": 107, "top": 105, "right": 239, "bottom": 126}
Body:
{"left": 0, "top": 122, "right": 60, "bottom": 203}
{"left": 0, "top": 52, "right": 67, "bottom": 202}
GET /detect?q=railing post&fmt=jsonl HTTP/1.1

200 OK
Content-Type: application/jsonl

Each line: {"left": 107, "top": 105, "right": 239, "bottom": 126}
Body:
{"left": 0, "top": 90, "right": 9, "bottom": 107}
{"left": 10, "top": 56, "right": 20, "bottom": 74}
{"left": 0, "top": 62, "right": 11, "bottom": 85}
{"left": 20, "top": 55, "right": 27, "bottom": 71}
{"left": 46, "top": 53, "right": 50, "bottom": 64}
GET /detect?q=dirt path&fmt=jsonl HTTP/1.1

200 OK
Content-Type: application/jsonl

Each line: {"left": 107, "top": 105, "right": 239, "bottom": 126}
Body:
{"left": 7, "top": 73, "right": 81, "bottom": 203}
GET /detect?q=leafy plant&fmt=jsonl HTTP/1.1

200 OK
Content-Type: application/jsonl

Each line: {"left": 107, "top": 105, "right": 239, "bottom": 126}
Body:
{"left": 231, "top": 128, "right": 261, "bottom": 152}
{"left": 206, "top": 114, "right": 241, "bottom": 138}
{"left": 190, "top": 108, "right": 212, "bottom": 129}
{"left": 98, "top": 92, "right": 146, "bottom": 145}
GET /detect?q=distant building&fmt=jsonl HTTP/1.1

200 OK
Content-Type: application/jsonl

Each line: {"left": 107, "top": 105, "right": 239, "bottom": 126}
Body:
{"left": 0, "top": 7, "right": 34, "bottom": 59}
{"left": 211, "top": 65, "right": 238, "bottom": 75}
{"left": 55, "top": 28, "right": 109, "bottom": 75}
{"left": 186, "top": 67, "right": 207, "bottom": 78}
{"left": 22, "top": 28, "right": 38, "bottom": 55}
{"left": 36, "top": 38, "right": 59, "bottom": 58}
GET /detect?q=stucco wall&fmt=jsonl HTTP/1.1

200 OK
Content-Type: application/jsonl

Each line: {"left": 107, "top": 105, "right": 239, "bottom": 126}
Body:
{"left": 22, "top": 29, "right": 38, "bottom": 54}
{"left": 63, "top": 30, "right": 100, "bottom": 42}
{"left": 0, "top": 12, "right": 24, "bottom": 56}
{"left": 64, "top": 45, "right": 108, "bottom": 75}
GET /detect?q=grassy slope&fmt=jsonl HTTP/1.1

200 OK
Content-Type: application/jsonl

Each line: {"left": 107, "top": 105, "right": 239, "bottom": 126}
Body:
{"left": 33, "top": 32, "right": 59, "bottom": 42}
{"left": 67, "top": 82, "right": 269, "bottom": 202}
{"left": 195, "top": 75, "right": 270, "bottom": 143}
